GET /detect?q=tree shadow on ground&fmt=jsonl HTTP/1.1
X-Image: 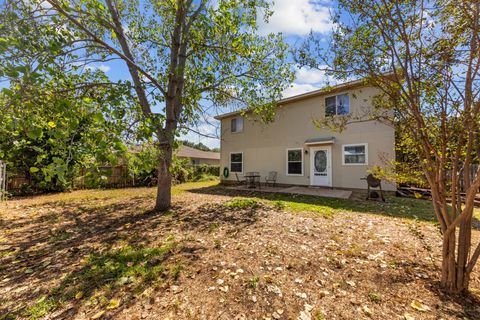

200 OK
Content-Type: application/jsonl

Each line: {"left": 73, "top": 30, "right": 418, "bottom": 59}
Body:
{"left": 429, "top": 282, "right": 480, "bottom": 319}
{"left": 189, "top": 184, "right": 480, "bottom": 227}
{"left": 0, "top": 196, "right": 259, "bottom": 319}
{"left": 372, "top": 259, "right": 480, "bottom": 319}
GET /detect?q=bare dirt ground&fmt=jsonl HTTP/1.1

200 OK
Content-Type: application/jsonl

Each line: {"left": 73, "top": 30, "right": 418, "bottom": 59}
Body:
{"left": 1, "top": 182, "right": 480, "bottom": 320}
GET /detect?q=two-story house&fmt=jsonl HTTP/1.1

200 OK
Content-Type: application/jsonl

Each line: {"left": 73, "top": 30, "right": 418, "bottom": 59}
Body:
{"left": 215, "top": 79, "right": 396, "bottom": 191}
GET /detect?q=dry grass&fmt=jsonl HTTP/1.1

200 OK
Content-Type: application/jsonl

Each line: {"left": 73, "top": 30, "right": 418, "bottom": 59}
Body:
{"left": 1, "top": 181, "right": 479, "bottom": 320}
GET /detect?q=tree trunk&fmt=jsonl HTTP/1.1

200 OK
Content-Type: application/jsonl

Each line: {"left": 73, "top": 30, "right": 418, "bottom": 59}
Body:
{"left": 441, "top": 232, "right": 461, "bottom": 292}
{"left": 440, "top": 213, "right": 474, "bottom": 293}
{"left": 456, "top": 217, "right": 472, "bottom": 290}
{"left": 155, "top": 143, "right": 173, "bottom": 211}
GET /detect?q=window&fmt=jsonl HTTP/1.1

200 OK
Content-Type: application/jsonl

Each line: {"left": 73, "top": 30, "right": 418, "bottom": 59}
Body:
{"left": 231, "top": 117, "right": 244, "bottom": 133}
{"left": 325, "top": 93, "right": 350, "bottom": 116}
{"left": 287, "top": 149, "right": 303, "bottom": 175}
{"left": 343, "top": 144, "right": 368, "bottom": 165}
{"left": 191, "top": 159, "right": 200, "bottom": 165}
{"left": 230, "top": 152, "right": 243, "bottom": 173}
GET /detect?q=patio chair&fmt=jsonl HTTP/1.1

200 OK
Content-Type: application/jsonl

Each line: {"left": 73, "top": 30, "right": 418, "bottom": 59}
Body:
{"left": 235, "top": 173, "right": 246, "bottom": 185}
{"left": 265, "top": 171, "right": 278, "bottom": 187}
{"left": 253, "top": 172, "right": 261, "bottom": 189}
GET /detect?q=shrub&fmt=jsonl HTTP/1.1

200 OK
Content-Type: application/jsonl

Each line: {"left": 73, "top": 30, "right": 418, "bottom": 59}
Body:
{"left": 272, "top": 200, "right": 286, "bottom": 210}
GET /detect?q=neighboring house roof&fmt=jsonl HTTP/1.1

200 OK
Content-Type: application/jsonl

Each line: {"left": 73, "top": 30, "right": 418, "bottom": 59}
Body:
{"left": 177, "top": 145, "right": 220, "bottom": 160}
{"left": 214, "top": 75, "right": 391, "bottom": 120}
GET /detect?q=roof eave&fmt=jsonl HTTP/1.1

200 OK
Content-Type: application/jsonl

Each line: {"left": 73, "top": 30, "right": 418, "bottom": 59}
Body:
{"left": 213, "top": 77, "right": 373, "bottom": 120}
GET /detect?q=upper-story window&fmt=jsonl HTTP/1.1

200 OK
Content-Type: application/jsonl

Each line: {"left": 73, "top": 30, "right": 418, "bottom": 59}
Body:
{"left": 231, "top": 117, "right": 244, "bottom": 133}
{"left": 325, "top": 93, "right": 349, "bottom": 116}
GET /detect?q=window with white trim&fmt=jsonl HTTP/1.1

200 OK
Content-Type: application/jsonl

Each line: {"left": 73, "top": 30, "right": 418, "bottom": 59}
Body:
{"left": 325, "top": 93, "right": 350, "bottom": 116}
{"left": 231, "top": 117, "right": 244, "bottom": 133}
{"left": 230, "top": 152, "right": 243, "bottom": 173}
{"left": 287, "top": 149, "right": 303, "bottom": 175}
{"left": 343, "top": 144, "right": 367, "bottom": 165}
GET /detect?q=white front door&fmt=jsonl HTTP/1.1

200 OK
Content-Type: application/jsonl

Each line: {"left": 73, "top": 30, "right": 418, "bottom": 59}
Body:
{"left": 310, "top": 146, "right": 332, "bottom": 187}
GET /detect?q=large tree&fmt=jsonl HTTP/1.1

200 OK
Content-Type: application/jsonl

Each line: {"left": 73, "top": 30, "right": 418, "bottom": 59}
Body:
{"left": 297, "top": 0, "right": 480, "bottom": 293}
{"left": 5, "top": 0, "right": 294, "bottom": 210}
{"left": 0, "top": 1, "right": 134, "bottom": 192}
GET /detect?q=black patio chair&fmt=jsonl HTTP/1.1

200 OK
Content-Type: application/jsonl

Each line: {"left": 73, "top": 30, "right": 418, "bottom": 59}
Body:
{"left": 265, "top": 171, "right": 278, "bottom": 187}
{"left": 235, "top": 173, "right": 246, "bottom": 185}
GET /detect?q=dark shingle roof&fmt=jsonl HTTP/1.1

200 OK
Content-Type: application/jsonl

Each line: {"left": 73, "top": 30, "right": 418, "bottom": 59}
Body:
{"left": 177, "top": 145, "right": 220, "bottom": 160}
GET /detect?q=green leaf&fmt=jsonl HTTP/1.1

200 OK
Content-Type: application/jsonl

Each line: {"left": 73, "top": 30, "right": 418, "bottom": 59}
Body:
{"left": 30, "top": 167, "right": 40, "bottom": 173}
{"left": 1, "top": 88, "right": 14, "bottom": 97}
{"left": 82, "top": 97, "right": 93, "bottom": 104}
{"left": 92, "top": 113, "right": 104, "bottom": 123}
{"left": 5, "top": 69, "right": 19, "bottom": 78}
{"left": 115, "top": 141, "right": 127, "bottom": 152}
{"left": 26, "top": 128, "right": 43, "bottom": 140}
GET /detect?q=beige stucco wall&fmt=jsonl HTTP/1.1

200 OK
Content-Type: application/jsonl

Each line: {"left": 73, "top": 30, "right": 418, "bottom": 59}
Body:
{"left": 219, "top": 86, "right": 396, "bottom": 191}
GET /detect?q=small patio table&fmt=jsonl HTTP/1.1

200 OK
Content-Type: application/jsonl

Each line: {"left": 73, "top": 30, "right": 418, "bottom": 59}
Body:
{"left": 244, "top": 173, "right": 261, "bottom": 189}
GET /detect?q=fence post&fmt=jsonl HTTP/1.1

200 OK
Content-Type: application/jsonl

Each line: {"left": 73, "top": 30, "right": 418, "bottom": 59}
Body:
{"left": 0, "top": 161, "right": 6, "bottom": 201}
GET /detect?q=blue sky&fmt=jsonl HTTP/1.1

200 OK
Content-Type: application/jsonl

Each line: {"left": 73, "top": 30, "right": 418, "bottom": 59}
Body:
{"left": 48, "top": 0, "right": 337, "bottom": 149}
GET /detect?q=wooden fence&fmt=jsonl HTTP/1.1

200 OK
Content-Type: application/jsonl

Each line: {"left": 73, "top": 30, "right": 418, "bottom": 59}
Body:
{"left": 74, "top": 165, "right": 137, "bottom": 189}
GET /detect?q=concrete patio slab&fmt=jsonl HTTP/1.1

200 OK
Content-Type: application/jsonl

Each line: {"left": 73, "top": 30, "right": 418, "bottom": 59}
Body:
{"left": 225, "top": 185, "right": 352, "bottom": 199}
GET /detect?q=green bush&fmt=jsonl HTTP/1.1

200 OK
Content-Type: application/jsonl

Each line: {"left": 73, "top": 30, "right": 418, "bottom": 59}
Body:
{"left": 170, "top": 160, "right": 219, "bottom": 183}
{"left": 190, "top": 164, "right": 219, "bottom": 182}
{"left": 7, "top": 145, "right": 219, "bottom": 194}
{"left": 170, "top": 157, "right": 193, "bottom": 183}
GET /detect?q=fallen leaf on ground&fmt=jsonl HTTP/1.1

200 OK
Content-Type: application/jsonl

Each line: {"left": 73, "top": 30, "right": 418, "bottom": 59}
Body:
{"left": 107, "top": 298, "right": 121, "bottom": 309}
{"left": 410, "top": 300, "right": 430, "bottom": 312}
{"left": 363, "top": 305, "right": 373, "bottom": 316}
{"left": 91, "top": 310, "right": 105, "bottom": 319}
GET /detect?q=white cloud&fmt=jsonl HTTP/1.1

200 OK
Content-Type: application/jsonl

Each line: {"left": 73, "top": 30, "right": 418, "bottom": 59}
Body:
{"left": 85, "top": 64, "right": 111, "bottom": 73}
{"left": 98, "top": 64, "right": 111, "bottom": 73}
{"left": 283, "top": 66, "right": 357, "bottom": 98}
{"left": 282, "top": 67, "right": 328, "bottom": 97}
{"left": 259, "top": 0, "right": 333, "bottom": 36}
{"left": 282, "top": 83, "right": 320, "bottom": 98}
{"left": 295, "top": 67, "right": 327, "bottom": 84}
